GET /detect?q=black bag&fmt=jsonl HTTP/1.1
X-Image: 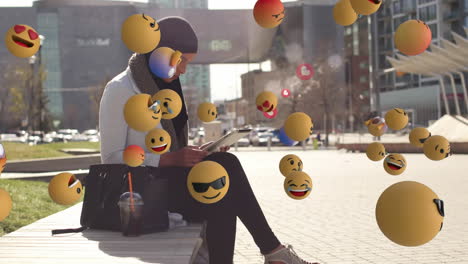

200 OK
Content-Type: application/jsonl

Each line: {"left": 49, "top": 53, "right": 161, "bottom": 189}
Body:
{"left": 52, "top": 164, "right": 169, "bottom": 235}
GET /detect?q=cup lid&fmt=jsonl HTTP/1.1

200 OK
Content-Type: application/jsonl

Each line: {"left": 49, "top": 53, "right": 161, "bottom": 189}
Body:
{"left": 118, "top": 192, "right": 144, "bottom": 206}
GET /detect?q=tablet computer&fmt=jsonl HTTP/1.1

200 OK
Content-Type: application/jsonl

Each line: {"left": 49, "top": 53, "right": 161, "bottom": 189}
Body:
{"left": 201, "top": 128, "right": 252, "bottom": 152}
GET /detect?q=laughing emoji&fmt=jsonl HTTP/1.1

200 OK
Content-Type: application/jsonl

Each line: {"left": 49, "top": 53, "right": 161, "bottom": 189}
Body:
{"left": 284, "top": 171, "right": 312, "bottom": 200}
{"left": 5, "top": 24, "right": 41, "bottom": 58}
{"left": 48, "top": 172, "right": 82, "bottom": 205}
{"left": 145, "top": 128, "right": 171, "bottom": 154}
{"left": 256, "top": 91, "right": 278, "bottom": 119}
{"left": 187, "top": 161, "right": 230, "bottom": 204}
{"left": 123, "top": 94, "right": 162, "bottom": 132}
{"left": 383, "top": 153, "right": 406, "bottom": 176}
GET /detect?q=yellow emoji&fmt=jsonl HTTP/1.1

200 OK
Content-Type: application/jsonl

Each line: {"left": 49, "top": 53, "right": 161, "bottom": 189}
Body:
{"left": 409, "top": 127, "right": 431, "bottom": 147}
{"left": 423, "top": 135, "right": 451, "bottom": 161}
{"left": 384, "top": 108, "right": 408, "bottom": 131}
{"left": 123, "top": 145, "right": 145, "bottom": 167}
{"left": 123, "top": 94, "right": 162, "bottom": 132}
{"left": 197, "top": 102, "right": 217, "bottom": 122}
{"left": 4, "top": 24, "right": 41, "bottom": 58}
{"left": 48, "top": 172, "right": 83, "bottom": 205}
{"left": 333, "top": 0, "right": 358, "bottom": 26}
{"left": 256, "top": 91, "right": 278, "bottom": 113}
{"left": 366, "top": 142, "right": 386, "bottom": 161}
{"left": 284, "top": 112, "right": 313, "bottom": 142}
{"left": 145, "top": 128, "right": 171, "bottom": 154}
{"left": 187, "top": 161, "right": 230, "bottom": 204}
{"left": 152, "top": 89, "right": 183, "bottom": 120}
{"left": 364, "top": 116, "right": 387, "bottom": 137}
{"left": 279, "top": 154, "right": 303, "bottom": 177}
{"left": 121, "top": 13, "right": 161, "bottom": 54}
{"left": 376, "top": 181, "right": 444, "bottom": 246}
{"left": 394, "top": 20, "right": 432, "bottom": 56}
{"left": 283, "top": 171, "right": 312, "bottom": 200}
{"left": 0, "top": 188, "right": 12, "bottom": 222}
{"left": 383, "top": 153, "right": 406, "bottom": 176}
{"left": 349, "top": 0, "right": 382, "bottom": 15}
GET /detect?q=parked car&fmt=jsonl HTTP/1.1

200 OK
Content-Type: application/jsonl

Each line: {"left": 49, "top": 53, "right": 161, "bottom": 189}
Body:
{"left": 252, "top": 132, "right": 280, "bottom": 146}
{"left": 236, "top": 137, "right": 250, "bottom": 147}
{"left": 57, "top": 129, "right": 79, "bottom": 142}
{"left": 0, "top": 133, "right": 27, "bottom": 143}
{"left": 81, "top": 129, "right": 100, "bottom": 142}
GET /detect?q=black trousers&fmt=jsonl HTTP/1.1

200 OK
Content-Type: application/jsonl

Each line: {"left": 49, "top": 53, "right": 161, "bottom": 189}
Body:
{"left": 167, "top": 152, "right": 281, "bottom": 264}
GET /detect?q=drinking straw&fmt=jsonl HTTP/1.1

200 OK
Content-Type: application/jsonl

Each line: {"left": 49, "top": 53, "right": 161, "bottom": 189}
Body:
{"left": 128, "top": 171, "right": 135, "bottom": 212}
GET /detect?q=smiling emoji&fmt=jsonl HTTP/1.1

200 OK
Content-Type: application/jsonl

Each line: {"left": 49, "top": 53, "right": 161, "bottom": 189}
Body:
{"left": 409, "top": 127, "right": 431, "bottom": 147}
{"left": 376, "top": 181, "right": 445, "bottom": 246}
{"left": 279, "top": 154, "right": 303, "bottom": 177}
{"left": 395, "top": 20, "right": 432, "bottom": 56}
{"left": 383, "top": 153, "right": 406, "bottom": 175}
{"left": 123, "top": 145, "right": 145, "bottom": 167}
{"left": 145, "top": 128, "right": 171, "bottom": 154}
{"left": 366, "top": 142, "right": 386, "bottom": 161}
{"left": 284, "top": 112, "right": 313, "bottom": 142}
{"left": 187, "top": 161, "right": 230, "bottom": 204}
{"left": 384, "top": 108, "right": 408, "bottom": 131}
{"left": 121, "top": 13, "right": 161, "bottom": 54}
{"left": 423, "top": 135, "right": 451, "bottom": 161}
{"left": 365, "top": 116, "right": 387, "bottom": 137}
{"left": 253, "top": 0, "right": 285, "bottom": 28}
{"left": 48, "top": 172, "right": 82, "bottom": 205}
{"left": 5, "top": 24, "right": 41, "bottom": 58}
{"left": 123, "top": 94, "right": 162, "bottom": 132}
{"left": 151, "top": 89, "right": 183, "bottom": 120}
{"left": 197, "top": 102, "right": 217, "bottom": 123}
{"left": 284, "top": 171, "right": 312, "bottom": 200}
{"left": 256, "top": 91, "right": 278, "bottom": 118}
{"left": 349, "top": 0, "right": 382, "bottom": 15}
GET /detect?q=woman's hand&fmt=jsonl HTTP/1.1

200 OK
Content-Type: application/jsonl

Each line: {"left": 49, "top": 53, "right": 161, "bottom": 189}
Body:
{"left": 159, "top": 146, "right": 209, "bottom": 167}
{"left": 199, "top": 142, "right": 230, "bottom": 152}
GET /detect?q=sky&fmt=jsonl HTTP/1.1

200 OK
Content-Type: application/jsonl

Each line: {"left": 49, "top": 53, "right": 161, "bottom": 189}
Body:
{"left": 0, "top": 0, "right": 297, "bottom": 101}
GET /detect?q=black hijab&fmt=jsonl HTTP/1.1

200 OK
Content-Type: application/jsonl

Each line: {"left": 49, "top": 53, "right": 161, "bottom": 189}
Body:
{"left": 145, "top": 16, "right": 198, "bottom": 138}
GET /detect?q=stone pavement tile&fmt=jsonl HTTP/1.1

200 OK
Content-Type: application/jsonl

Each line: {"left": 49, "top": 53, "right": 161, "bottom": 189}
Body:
{"left": 231, "top": 151, "right": 468, "bottom": 264}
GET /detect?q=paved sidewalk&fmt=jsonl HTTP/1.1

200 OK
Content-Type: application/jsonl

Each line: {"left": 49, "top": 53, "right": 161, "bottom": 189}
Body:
{"left": 231, "top": 149, "right": 468, "bottom": 263}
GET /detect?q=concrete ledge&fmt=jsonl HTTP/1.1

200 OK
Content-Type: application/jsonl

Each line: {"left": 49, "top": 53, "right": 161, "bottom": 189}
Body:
{"left": 4, "top": 154, "right": 101, "bottom": 173}
{"left": 0, "top": 169, "right": 89, "bottom": 184}
{"left": 336, "top": 142, "right": 468, "bottom": 154}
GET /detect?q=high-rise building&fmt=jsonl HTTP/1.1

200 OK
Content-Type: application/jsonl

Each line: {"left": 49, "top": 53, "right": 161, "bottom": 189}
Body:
{"left": 343, "top": 16, "right": 372, "bottom": 132}
{"left": 373, "top": 0, "right": 468, "bottom": 126}
{"left": 149, "top": 0, "right": 210, "bottom": 128}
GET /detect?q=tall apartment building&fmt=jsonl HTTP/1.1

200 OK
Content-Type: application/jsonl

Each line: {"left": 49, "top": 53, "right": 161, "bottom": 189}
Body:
{"left": 373, "top": 0, "right": 468, "bottom": 126}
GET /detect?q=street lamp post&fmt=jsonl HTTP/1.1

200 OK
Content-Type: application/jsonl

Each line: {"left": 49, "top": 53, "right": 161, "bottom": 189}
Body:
{"left": 28, "top": 55, "right": 37, "bottom": 133}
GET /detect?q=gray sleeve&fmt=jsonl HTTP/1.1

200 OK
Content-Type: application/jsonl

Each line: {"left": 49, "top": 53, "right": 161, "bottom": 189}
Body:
{"left": 99, "top": 79, "right": 131, "bottom": 164}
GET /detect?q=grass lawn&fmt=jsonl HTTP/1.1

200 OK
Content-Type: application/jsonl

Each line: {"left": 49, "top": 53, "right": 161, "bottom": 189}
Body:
{"left": 2, "top": 142, "right": 100, "bottom": 161}
{"left": 0, "top": 179, "right": 84, "bottom": 236}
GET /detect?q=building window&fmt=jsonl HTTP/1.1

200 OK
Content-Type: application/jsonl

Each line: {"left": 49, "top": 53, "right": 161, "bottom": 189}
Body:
{"left": 360, "top": 76, "right": 368, "bottom": 83}
{"left": 428, "top": 23, "right": 437, "bottom": 40}
{"left": 359, "top": 62, "right": 367, "bottom": 69}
